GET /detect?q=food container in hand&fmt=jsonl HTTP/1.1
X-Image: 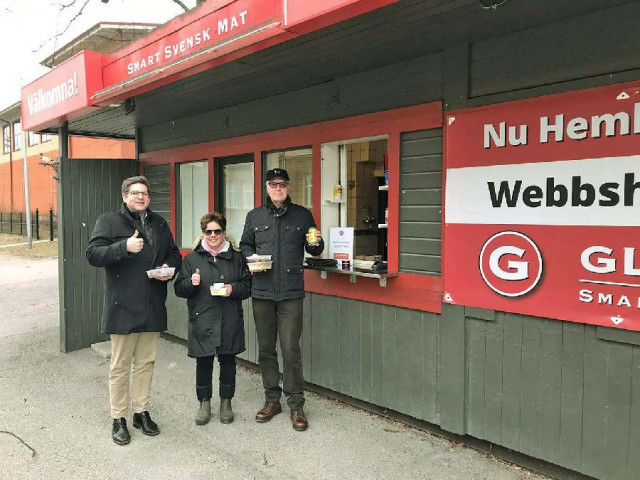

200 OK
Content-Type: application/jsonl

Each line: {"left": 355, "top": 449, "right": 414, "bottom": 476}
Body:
{"left": 210, "top": 283, "right": 227, "bottom": 296}
{"left": 247, "top": 261, "right": 273, "bottom": 273}
{"left": 146, "top": 267, "right": 175, "bottom": 279}
{"left": 246, "top": 254, "right": 273, "bottom": 272}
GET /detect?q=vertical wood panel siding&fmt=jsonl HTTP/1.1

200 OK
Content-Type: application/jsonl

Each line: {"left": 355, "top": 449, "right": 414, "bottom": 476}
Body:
{"left": 144, "top": 164, "right": 171, "bottom": 222}
{"left": 464, "top": 311, "right": 640, "bottom": 480}
{"left": 469, "top": 2, "right": 640, "bottom": 101}
{"left": 140, "top": 53, "right": 442, "bottom": 153}
{"left": 399, "top": 129, "right": 442, "bottom": 275}
{"left": 166, "top": 288, "right": 640, "bottom": 479}
{"left": 148, "top": 162, "right": 184, "bottom": 338}
{"left": 60, "top": 158, "right": 137, "bottom": 352}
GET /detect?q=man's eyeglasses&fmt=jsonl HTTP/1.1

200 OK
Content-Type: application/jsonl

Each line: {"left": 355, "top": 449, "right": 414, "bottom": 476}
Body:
{"left": 267, "top": 181, "right": 289, "bottom": 189}
{"left": 128, "top": 191, "right": 149, "bottom": 197}
{"left": 203, "top": 229, "right": 224, "bottom": 236}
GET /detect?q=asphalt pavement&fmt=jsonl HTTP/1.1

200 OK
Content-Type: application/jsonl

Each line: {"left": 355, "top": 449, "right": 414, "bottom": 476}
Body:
{"left": 0, "top": 255, "right": 547, "bottom": 480}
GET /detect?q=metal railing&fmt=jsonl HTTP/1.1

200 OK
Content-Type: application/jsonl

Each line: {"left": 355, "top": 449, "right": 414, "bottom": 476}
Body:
{"left": 0, "top": 208, "right": 57, "bottom": 240}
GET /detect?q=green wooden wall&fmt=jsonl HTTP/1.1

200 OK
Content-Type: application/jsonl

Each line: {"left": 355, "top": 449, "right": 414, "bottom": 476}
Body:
{"left": 161, "top": 291, "right": 638, "bottom": 480}
{"left": 58, "top": 157, "right": 138, "bottom": 352}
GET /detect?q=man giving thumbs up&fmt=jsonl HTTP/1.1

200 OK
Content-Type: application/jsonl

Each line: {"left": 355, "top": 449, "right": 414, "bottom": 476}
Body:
{"left": 86, "top": 176, "right": 181, "bottom": 446}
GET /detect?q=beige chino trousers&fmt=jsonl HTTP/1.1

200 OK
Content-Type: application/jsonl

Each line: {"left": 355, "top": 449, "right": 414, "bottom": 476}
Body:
{"left": 109, "top": 332, "right": 160, "bottom": 419}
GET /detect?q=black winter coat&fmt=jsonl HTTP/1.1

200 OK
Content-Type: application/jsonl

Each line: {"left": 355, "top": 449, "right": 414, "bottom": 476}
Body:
{"left": 86, "top": 205, "right": 182, "bottom": 334}
{"left": 174, "top": 240, "right": 251, "bottom": 357}
{"left": 240, "top": 196, "right": 323, "bottom": 301}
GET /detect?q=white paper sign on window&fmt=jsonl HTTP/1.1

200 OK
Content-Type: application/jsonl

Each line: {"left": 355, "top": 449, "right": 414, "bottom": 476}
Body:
{"left": 328, "top": 227, "right": 354, "bottom": 261}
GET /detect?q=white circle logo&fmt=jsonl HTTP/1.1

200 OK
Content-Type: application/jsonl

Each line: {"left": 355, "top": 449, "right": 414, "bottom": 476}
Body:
{"left": 479, "top": 231, "right": 543, "bottom": 297}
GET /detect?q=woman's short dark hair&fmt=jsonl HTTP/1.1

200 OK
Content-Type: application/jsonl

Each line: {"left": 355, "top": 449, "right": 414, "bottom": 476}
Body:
{"left": 122, "top": 176, "right": 151, "bottom": 195}
{"left": 199, "top": 212, "right": 226, "bottom": 232}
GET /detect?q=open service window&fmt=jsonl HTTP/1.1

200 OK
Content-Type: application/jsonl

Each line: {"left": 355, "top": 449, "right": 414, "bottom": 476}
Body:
{"left": 320, "top": 136, "right": 389, "bottom": 263}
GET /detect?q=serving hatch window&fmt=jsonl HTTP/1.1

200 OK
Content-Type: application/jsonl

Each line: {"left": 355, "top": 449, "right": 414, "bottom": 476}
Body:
{"left": 320, "top": 136, "right": 389, "bottom": 261}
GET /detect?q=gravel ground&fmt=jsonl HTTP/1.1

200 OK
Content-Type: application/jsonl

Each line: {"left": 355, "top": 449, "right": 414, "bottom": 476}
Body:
{"left": 0, "top": 252, "right": 550, "bottom": 480}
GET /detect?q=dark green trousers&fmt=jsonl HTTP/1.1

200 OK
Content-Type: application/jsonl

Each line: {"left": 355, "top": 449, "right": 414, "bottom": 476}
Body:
{"left": 252, "top": 298, "right": 305, "bottom": 410}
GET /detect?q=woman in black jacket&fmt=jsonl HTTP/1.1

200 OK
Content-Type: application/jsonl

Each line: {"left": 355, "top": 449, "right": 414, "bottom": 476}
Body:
{"left": 174, "top": 212, "right": 251, "bottom": 425}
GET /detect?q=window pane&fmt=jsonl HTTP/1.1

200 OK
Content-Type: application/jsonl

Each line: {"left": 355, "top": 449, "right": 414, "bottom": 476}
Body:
{"left": 2, "top": 126, "right": 9, "bottom": 154}
{"left": 41, "top": 133, "right": 52, "bottom": 142}
{"left": 221, "top": 162, "right": 254, "bottom": 245}
{"left": 28, "top": 131, "right": 39, "bottom": 146}
{"left": 13, "top": 122, "right": 21, "bottom": 151}
{"left": 177, "top": 161, "right": 209, "bottom": 249}
{"left": 264, "top": 147, "right": 313, "bottom": 213}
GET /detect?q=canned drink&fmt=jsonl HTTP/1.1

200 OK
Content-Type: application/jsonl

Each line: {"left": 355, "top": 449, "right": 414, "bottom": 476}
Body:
{"left": 307, "top": 227, "right": 319, "bottom": 246}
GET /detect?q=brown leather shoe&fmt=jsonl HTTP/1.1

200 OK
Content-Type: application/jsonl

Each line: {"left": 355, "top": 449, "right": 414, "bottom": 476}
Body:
{"left": 291, "top": 409, "right": 308, "bottom": 431}
{"left": 255, "top": 402, "right": 282, "bottom": 423}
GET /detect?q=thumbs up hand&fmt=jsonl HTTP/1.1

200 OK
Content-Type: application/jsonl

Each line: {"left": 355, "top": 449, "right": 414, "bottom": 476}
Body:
{"left": 191, "top": 267, "right": 201, "bottom": 286}
{"left": 126, "top": 229, "right": 144, "bottom": 253}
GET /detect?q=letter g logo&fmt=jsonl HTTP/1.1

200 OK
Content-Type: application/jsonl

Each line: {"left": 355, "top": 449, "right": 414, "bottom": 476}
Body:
{"left": 489, "top": 246, "right": 528, "bottom": 280}
{"left": 479, "top": 231, "right": 543, "bottom": 297}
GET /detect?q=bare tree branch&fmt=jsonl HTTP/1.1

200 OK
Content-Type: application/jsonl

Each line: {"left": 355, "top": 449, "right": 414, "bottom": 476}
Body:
{"left": 170, "top": 0, "right": 189, "bottom": 11}
{"left": 32, "top": 0, "right": 91, "bottom": 53}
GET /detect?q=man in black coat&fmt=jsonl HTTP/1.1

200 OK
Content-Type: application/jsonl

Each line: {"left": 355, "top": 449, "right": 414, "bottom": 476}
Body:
{"left": 240, "top": 168, "right": 324, "bottom": 431}
{"left": 86, "top": 176, "right": 181, "bottom": 445}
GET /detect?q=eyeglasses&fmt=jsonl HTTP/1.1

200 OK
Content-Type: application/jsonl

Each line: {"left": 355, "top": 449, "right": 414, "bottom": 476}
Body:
{"left": 267, "top": 181, "right": 289, "bottom": 189}
{"left": 128, "top": 191, "right": 149, "bottom": 197}
{"left": 203, "top": 229, "right": 224, "bottom": 236}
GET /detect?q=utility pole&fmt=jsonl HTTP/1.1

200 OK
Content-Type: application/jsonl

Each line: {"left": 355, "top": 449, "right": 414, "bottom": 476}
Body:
{"left": 23, "top": 127, "right": 32, "bottom": 249}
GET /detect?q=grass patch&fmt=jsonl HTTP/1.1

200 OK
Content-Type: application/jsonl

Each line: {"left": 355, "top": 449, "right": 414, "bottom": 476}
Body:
{"left": 0, "top": 234, "right": 58, "bottom": 258}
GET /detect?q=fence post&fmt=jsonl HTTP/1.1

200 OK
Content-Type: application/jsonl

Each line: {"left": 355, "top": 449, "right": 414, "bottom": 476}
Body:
{"left": 35, "top": 208, "right": 40, "bottom": 240}
{"left": 49, "top": 208, "right": 54, "bottom": 242}
{"left": 19, "top": 211, "right": 23, "bottom": 235}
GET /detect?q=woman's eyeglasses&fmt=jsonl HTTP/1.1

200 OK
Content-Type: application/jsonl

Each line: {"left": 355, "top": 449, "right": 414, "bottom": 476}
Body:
{"left": 203, "top": 229, "right": 224, "bottom": 236}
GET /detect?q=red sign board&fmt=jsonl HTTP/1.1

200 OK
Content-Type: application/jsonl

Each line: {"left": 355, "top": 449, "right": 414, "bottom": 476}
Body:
{"left": 21, "top": 51, "right": 102, "bottom": 131}
{"left": 285, "top": 0, "right": 400, "bottom": 32}
{"left": 444, "top": 82, "right": 640, "bottom": 330}
{"left": 101, "top": 0, "right": 283, "bottom": 91}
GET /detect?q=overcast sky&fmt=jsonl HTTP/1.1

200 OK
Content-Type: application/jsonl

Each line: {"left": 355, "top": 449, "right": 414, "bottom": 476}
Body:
{"left": 0, "top": 0, "right": 197, "bottom": 110}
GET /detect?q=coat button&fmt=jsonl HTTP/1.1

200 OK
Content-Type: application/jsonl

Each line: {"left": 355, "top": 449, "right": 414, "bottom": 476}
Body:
{"left": 195, "top": 312, "right": 199, "bottom": 316}
{"left": 114, "top": 301, "right": 118, "bottom": 305}
{"left": 220, "top": 275, "right": 224, "bottom": 280}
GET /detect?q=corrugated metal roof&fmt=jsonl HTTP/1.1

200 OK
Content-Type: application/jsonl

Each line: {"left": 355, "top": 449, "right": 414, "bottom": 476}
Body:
{"left": 40, "top": 22, "right": 159, "bottom": 68}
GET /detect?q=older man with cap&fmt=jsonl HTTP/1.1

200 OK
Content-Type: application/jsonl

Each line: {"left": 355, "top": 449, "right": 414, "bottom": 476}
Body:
{"left": 240, "top": 168, "right": 323, "bottom": 431}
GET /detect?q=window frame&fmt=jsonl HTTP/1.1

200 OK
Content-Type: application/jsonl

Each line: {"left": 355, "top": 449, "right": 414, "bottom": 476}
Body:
{"left": 261, "top": 145, "right": 313, "bottom": 210}
{"left": 12, "top": 121, "right": 21, "bottom": 151}
{"left": 140, "top": 102, "right": 443, "bottom": 313}
{"left": 28, "top": 131, "right": 39, "bottom": 147}
{"left": 175, "top": 159, "right": 210, "bottom": 250}
{"left": 2, "top": 125, "right": 9, "bottom": 154}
